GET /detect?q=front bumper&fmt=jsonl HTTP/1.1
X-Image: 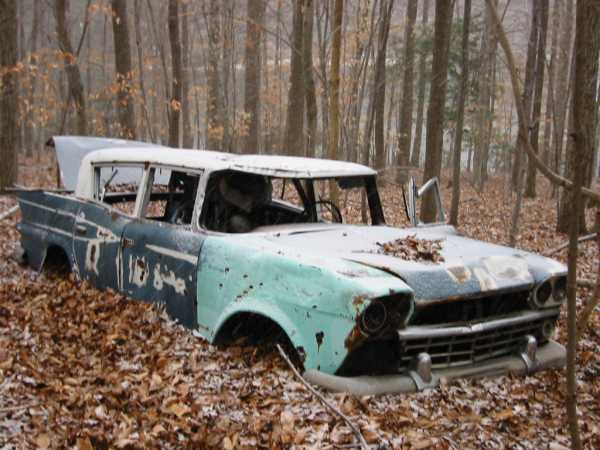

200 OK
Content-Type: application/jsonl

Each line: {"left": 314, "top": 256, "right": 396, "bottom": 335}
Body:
{"left": 303, "top": 339, "right": 566, "bottom": 396}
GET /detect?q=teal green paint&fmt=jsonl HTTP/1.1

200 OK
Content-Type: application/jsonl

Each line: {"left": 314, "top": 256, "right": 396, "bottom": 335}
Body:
{"left": 196, "top": 235, "right": 411, "bottom": 374}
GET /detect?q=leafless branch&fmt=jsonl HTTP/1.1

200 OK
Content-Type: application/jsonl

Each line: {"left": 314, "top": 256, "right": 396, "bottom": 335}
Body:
{"left": 276, "top": 344, "right": 370, "bottom": 450}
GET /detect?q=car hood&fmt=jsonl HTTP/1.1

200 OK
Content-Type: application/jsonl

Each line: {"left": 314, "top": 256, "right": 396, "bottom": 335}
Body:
{"left": 257, "top": 223, "right": 566, "bottom": 301}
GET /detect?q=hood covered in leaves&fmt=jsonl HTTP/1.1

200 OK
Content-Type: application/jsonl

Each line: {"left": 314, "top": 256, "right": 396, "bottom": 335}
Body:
{"left": 259, "top": 224, "right": 567, "bottom": 301}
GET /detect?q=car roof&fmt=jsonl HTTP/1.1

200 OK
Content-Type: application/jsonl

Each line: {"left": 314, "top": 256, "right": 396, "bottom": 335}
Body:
{"left": 83, "top": 146, "right": 377, "bottom": 178}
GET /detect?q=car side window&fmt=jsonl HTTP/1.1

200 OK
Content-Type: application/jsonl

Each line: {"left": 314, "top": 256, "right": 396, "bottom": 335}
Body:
{"left": 140, "top": 166, "right": 201, "bottom": 226}
{"left": 93, "top": 165, "right": 144, "bottom": 216}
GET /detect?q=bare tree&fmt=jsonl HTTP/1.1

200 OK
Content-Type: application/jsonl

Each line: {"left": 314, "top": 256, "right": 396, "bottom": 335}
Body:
{"left": 420, "top": 1, "right": 454, "bottom": 223}
{"left": 284, "top": 0, "right": 306, "bottom": 156}
{"left": 450, "top": 0, "right": 471, "bottom": 226}
{"left": 565, "top": 3, "right": 600, "bottom": 448}
{"left": 54, "top": 0, "right": 87, "bottom": 136}
{"left": 553, "top": 0, "right": 574, "bottom": 186}
{"left": 525, "top": 0, "right": 549, "bottom": 198}
{"left": 328, "top": 0, "right": 343, "bottom": 202}
{"left": 410, "top": 0, "right": 429, "bottom": 168}
{"left": 303, "top": 0, "right": 318, "bottom": 158}
{"left": 0, "top": 0, "right": 18, "bottom": 190}
{"left": 181, "top": 1, "right": 193, "bottom": 148}
{"left": 542, "top": 1, "right": 561, "bottom": 166}
{"left": 205, "top": 0, "right": 224, "bottom": 150}
{"left": 168, "top": 0, "right": 181, "bottom": 147}
{"left": 373, "top": 0, "right": 394, "bottom": 171}
{"left": 397, "top": 0, "right": 417, "bottom": 169}
{"left": 509, "top": 1, "right": 541, "bottom": 245}
{"left": 242, "top": 0, "right": 266, "bottom": 153}
{"left": 111, "top": 0, "right": 136, "bottom": 138}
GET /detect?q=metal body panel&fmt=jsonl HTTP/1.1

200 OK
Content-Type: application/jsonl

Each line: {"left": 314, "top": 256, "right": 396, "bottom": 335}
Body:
{"left": 121, "top": 220, "right": 204, "bottom": 328}
{"left": 72, "top": 201, "right": 132, "bottom": 290}
{"left": 196, "top": 235, "right": 412, "bottom": 373}
{"left": 17, "top": 191, "right": 80, "bottom": 270}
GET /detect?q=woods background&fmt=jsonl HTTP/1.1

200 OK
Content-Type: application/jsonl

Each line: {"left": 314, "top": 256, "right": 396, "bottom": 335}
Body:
{"left": 1, "top": 1, "right": 600, "bottom": 449}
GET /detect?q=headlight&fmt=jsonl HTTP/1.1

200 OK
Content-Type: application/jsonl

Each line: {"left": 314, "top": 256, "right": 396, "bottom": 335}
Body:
{"left": 360, "top": 300, "right": 387, "bottom": 334}
{"left": 536, "top": 280, "right": 552, "bottom": 305}
{"left": 552, "top": 276, "right": 567, "bottom": 303}
{"left": 358, "top": 294, "right": 413, "bottom": 335}
{"left": 531, "top": 276, "right": 567, "bottom": 308}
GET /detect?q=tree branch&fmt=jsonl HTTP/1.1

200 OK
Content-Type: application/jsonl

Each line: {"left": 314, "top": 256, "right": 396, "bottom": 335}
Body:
{"left": 276, "top": 344, "right": 369, "bottom": 450}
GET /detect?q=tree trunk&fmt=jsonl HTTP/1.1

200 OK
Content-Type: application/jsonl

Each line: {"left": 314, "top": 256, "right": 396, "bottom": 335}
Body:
{"left": 420, "top": 1, "right": 454, "bottom": 223}
{"left": 206, "top": 0, "right": 224, "bottom": 150}
{"left": 566, "top": 4, "right": 599, "bottom": 448}
{"left": 449, "top": 0, "right": 471, "bottom": 226}
{"left": 0, "top": 0, "right": 18, "bottom": 190}
{"left": 181, "top": 1, "right": 193, "bottom": 148}
{"left": 242, "top": 0, "right": 266, "bottom": 154}
{"left": 54, "top": 0, "right": 87, "bottom": 136}
{"left": 397, "top": 0, "right": 417, "bottom": 170}
{"left": 473, "top": 1, "right": 497, "bottom": 191}
{"left": 133, "top": 0, "right": 153, "bottom": 142}
{"left": 111, "top": 0, "right": 136, "bottom": 139}
{"left": 168, "top": 0, "right": 181, "bottom": 148}
{"left": 303, "top": 0, "right": 318, "bottom": 158}
{"left": 25, "top": 0, "right": 41, "bottom": 155}
{"left": 542, "top": 0, "right": 561, "bottom": 167}
{"left": 328, "top": 0, "right": 343, "bottom": 202}
{"left": 374, "top": 0, "right": 394, "bottom": 171}
{"left": 410, "top": 0, "right": 429, "bottom": 168}
{"left": 525, "top": 0, "right": 549, "bottom": 198}
{"left": 284, "top": 0, "right": 306, "bottom": 156}
{"left": 511, "top": 2, "right": 540, "bottom": 189}
{"left": 553, "top": 0, "right": 574, "bottom": 185}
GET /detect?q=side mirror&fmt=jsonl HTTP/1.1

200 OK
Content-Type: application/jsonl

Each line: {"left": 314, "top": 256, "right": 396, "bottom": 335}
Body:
{"left": 402, "top": 177, "right": 446, "bottom": 226}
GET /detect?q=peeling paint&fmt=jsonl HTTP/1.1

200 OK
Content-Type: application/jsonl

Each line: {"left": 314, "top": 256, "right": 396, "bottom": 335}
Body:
{"left": 446, "top": 265, "right": 471, "bottom": 284}
{"left": 129, "top": 255, "right": 149, "bottom": 288}
{"left": 153, "top": 263, "right": 186, "bottom": 295}
{"left": 472, "top": 267, "right": 498, "bottom": 291}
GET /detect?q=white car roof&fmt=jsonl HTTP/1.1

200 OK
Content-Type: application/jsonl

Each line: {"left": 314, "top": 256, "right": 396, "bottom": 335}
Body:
{"left": 54, "top": 136, "right": 376, "bottom": 198}
{"left": 82, "top": 147, "right": 376, "bottom": 178}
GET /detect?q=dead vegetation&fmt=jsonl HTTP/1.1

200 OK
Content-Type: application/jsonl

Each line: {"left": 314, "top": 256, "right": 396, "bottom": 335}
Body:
{"left": 374, "top": 235, "right": 445, "bottom": 264}
{"left": 1, "top": 157, "right": 599, "bottom": 449}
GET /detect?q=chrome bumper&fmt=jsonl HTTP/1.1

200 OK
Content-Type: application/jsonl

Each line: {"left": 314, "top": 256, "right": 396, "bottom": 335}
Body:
{"left": 304, "top": 336, "right": 566, "bottom": 396}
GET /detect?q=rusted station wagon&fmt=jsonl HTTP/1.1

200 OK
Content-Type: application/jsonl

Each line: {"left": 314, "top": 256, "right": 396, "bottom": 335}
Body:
{"left": 15, "top": 136, "right": 567, "bottom": 395}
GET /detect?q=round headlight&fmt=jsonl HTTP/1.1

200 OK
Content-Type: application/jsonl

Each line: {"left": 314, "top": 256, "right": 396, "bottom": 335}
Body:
{"left": 360, "top": 300, "right": 387, "bottom": 334}
{"left": 552, "top": 277, "right": 567, "bottom": 303}
{"left": 536, "top": 280, "right": 552, "bottom": 306}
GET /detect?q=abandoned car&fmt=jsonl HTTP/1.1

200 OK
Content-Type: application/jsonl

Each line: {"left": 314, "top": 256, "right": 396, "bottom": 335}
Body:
{"left": 15, "top": 136, "right": 567, "bottom": 394}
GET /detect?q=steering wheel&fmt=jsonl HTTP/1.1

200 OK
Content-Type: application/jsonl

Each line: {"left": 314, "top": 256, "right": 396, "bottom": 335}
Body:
{"left": 314, "top": 199, "right": 343, "bottom": 223}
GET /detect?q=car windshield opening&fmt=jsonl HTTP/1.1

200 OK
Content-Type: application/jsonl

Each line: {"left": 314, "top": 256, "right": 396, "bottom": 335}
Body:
{"left": 201, "top": 171, "right": 384, "bottom": 233}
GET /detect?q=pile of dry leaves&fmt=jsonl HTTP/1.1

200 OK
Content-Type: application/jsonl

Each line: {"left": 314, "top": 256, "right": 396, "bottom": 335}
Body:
{"left": 375, "top": 235, "right": 445, "bottom": 263}
{"left": 1, "top": 155, "right": 599, "bottom": 449}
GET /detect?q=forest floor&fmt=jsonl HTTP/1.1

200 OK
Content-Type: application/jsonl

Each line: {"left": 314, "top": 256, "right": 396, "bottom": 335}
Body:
{"left": 1, "top": 153, "right": 599, "bottom": 449}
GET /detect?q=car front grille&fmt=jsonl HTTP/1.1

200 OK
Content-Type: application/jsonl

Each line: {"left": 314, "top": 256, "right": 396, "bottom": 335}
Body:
{"left": 397, "top": 310, "right": 557, "bottom": 369}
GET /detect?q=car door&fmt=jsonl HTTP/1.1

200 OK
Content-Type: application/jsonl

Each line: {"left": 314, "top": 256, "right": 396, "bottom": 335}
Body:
{"left": 72, "top": 164, "right": 144, "bottom": 290}
{"left": 120, "top": 166, "right": 205, "bottom": 329}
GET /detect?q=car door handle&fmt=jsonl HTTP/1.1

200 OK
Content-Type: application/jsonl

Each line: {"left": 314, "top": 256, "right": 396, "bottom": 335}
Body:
{"left": 75, "top": 224, "right": 87, "bottom": 235}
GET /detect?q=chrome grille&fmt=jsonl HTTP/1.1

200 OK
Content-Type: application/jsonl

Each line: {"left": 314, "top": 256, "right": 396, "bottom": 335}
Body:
{"left": 398, "top": 311, "right": 557, "bottom": 369}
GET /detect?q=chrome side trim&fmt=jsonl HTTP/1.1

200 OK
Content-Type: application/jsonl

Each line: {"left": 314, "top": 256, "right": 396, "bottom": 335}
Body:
{"left": 397, "top": 309, "right": 559, "bottom": 340}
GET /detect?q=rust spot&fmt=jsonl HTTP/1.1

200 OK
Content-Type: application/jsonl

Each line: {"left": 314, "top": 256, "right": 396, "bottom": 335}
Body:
{"left": 447, "top": 266, "right": 471, "bottom": 284}
{"left": 296, "top": 346, "right": 306, "bottom": 363}
{"left": 344, "top": 323, "right": 366, "bottom": 352}
{"left": 315, "top": 331, "right": 324, "bottom": 351}
{"left": 352, "top": 294, "right": 369, "bottom": 314}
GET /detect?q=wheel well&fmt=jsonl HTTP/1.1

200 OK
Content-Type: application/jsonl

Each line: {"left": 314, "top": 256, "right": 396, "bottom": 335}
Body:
{"left": 43, "top": 245, "right": 71, "bottom": 273}
{"left": 214, "top": 312, "right": 304, "bottom": 369}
